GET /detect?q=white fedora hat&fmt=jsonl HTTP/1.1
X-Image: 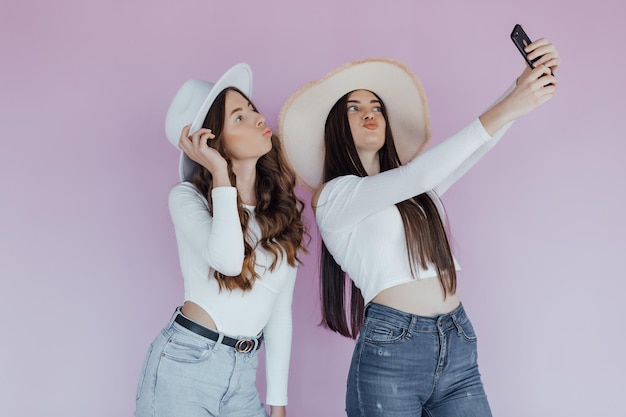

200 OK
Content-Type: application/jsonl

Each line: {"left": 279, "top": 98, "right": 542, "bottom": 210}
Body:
{"left": 165, "top": 63, "right": 253, "bottom": 181}
{"left": 278, "top": 58, "right": 431, "bottom": 192}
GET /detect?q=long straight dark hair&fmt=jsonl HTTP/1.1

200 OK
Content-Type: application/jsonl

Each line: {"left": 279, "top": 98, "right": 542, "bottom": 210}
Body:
{"left": 320, "top": 90, "right": 456, "bottom": 339}
{"left": 191, "top": 87, "right": 307, "bottom": 291}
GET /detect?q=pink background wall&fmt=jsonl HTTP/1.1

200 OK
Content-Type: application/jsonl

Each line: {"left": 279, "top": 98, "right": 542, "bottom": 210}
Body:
{"left": 1, "top": 1, "right": 624, "bottom": 415}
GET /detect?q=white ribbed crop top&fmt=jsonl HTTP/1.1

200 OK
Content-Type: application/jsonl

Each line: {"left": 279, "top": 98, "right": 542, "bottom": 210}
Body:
{"left": 315, "top": 117, "right": 512, "bottom": 304}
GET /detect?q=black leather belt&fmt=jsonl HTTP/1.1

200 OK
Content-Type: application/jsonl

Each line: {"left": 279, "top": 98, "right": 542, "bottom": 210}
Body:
{"left": 174, "top": 313, "right": 263, "bottom": 353}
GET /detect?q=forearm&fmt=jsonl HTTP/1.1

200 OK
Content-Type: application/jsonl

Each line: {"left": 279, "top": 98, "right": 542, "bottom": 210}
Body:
{"left": 433, "top": 117, "right": 513, "bottom": 196}
{"left": 480, "top": 63, "right": 557, "bottom": 135}
{"left": 479, "top": 98, "right": 517, "bottom": 136}
{"left": 169, "top": 184, "right": 244, "bottom": 275}
{"left": 206, "top": 187, "right": 244, "bottom": 269}
{"left": 270, "top": 405, "right": 286, "bottom": 417}
{"left": 421, "top": 83, "right": 519, "bottom": 196}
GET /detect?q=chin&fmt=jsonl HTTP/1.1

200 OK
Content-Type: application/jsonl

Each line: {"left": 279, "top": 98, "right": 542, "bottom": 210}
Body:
{"left": 259, "top": 144, "right": 273, "bottom": 158}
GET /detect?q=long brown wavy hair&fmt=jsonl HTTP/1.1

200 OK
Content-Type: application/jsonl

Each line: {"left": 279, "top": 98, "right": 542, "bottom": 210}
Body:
{"left": 191, "top": 87, "right": 307, "bottom": 291}
{"left": 320, "top": 90, "right": 456, "bottom": 338}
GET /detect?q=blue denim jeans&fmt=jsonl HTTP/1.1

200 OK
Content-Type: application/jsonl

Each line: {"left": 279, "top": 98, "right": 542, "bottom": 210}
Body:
{"left": 346, "top": 303, "right": 492, "bottom": 417}
{"left": 135, "top": 310, "right": 268, "bottom": 417}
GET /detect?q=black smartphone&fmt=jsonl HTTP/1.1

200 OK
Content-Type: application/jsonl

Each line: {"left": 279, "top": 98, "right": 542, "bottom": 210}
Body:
{"left": 510, "top": 24, "right": 538, "bottom": 68}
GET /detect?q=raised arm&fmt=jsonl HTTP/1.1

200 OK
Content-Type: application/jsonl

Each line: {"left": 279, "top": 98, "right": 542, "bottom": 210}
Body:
{"left": 169, "top": 184, "right": 244, "bottom": 276}
{"left": 480, "top": 37, "right": 560, "bottom": 134}
{"left": 432, "top": 39, "right": 560, "bottom": 197}
{"left": 169, "top": 124, "right": 245, "bottom": 275}
{"left": 431, "top": 83, "right": 515, "bottom": 196}
{"left": 315, "top": 39, "right": 559, "bottom": 231}
{"left": 315, "top": 118, "right": 492, "bottom": 231}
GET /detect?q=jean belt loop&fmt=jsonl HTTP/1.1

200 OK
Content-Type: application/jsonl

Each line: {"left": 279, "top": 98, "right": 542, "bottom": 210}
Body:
{"left": 364, "top": 302, "right": 372, "bottom": 317}
{"left": 407, "top": 314, "right": 416, "bottom": 338}
{"left": 450, "top": 312, "right": 462, "bottom": 336}
{"left": 213, "top": 333, "right": 225, "bottom": 351}
{"left": 169, "top": 307, "right": 182, "bottom": 327}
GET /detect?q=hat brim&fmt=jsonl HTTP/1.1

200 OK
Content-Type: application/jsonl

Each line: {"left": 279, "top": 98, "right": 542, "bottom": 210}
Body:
{"left": 181, "top": 64, "right": 252, "bottom": 182}
{"left": 278, "top": 58, "right": 431, "bottom": 192}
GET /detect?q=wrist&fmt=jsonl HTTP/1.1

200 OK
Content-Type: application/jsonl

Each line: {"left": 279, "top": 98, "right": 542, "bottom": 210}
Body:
{"left": 269, "top": 405, "right": 286, "bottom": 417}
{"left": 211, "top": 166, "right": 231, "bottom": 187}
{"left": 479, "top": 98, "right": 514, "bottom": 136}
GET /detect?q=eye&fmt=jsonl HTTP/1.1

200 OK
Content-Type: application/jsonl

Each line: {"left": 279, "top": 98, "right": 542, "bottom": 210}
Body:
{"left": 235, "top": 115, "right": 243, "bottom": 122}
{"left": 373, "top": 106, "right": 382, "bottom": 113}
{"left": 347, "top": 105, "right": 358, "bottom": 112}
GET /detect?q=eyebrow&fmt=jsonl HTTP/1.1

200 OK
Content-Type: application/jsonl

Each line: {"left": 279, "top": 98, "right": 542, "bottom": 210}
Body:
{"left": 346, "top": 99, "right": 381, "bottom": 104}
{"left": 229, "top": 107, "right": 243, "bottom": 117}
{"left": 228, "top": 102, "right": 254, "bottom": 117}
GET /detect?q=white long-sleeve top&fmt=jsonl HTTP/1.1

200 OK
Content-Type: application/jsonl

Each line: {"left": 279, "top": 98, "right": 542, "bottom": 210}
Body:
{"left": 168, "top": 183, "right": 295, "bottom": 406}
{"left": 315, "top": 116, "right": 513, "bottom": 305}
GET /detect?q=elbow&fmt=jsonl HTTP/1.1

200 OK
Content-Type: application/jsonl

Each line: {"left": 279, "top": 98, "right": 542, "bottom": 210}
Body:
{"left": 211, "top": 254, "right": 244, "bottom": 276}
{"left": 206, "top": 248, "right": 245, "bottom": 276}
{"left": 215, "top": 263, "right": 243, "bottom": 277}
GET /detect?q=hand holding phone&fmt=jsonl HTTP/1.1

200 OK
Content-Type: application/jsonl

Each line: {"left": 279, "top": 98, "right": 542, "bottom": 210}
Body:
{"left": 511, "top": 23, "right": 556, "bottom": 86}
{"left": 510, "top": 24, "right": 538, "bottom": 68}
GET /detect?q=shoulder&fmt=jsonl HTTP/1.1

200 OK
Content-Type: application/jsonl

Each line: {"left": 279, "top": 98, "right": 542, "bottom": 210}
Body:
{"left": 313, "top": 176, "right": 362, "bottom": 204}
{"left": 168, "top": 182, "right": 207, "bottom": 212}
{"left": 311, "top": 183, "right": 327, "bottom": 212}
{"left": 311, "top": 177, "right": 348, "bottom": 211}
{"left": 169, "top": 181, "right": 202, "bottom": 198}
{"left": 312, "top": 175, "right": 363, "bottom": 213}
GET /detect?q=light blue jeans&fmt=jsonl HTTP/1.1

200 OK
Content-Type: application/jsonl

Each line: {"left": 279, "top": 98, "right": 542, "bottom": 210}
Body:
{"left": 346, "top": 303, "right": 492, "bottom": 417}
{"left": 135, "top": 310, "right": 268, "bottom": 417}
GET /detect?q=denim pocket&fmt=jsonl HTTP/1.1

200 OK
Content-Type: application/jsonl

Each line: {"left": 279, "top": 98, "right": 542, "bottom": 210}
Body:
{"left": 456, "top": 317, "right": 478, "bottom": 342}
{"left": 161, "top": 336, "right": 212, "bottom": 363}
{"left": 135, "top": 344, "right": 153, "bottom": 401}
{"left": 363, "top": 317, "right": 407, "bottom": 344}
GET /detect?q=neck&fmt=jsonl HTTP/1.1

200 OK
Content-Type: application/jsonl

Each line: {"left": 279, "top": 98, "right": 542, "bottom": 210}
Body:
{"left": 232, "top": 160, "right": 258, "bottom": 205}
{"left": 358, "top": 151, "right": 380, "bottom": 176}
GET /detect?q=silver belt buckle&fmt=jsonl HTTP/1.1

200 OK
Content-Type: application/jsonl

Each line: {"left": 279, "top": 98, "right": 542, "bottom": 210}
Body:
{"left": 235, "top": 338, "right": 254, "bottom": 353}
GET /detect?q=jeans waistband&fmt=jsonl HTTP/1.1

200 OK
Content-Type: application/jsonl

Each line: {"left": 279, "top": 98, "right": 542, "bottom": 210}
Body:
{"left": 365, "top": 302, "right": 469, "bottom": 333}
{"left": 171, "top": 309, "right": 263, "bottom": 353}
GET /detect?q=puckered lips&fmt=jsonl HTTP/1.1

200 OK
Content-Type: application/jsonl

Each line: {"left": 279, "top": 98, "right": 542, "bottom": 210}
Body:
{"left": 363, "top": 120, "right": 378, "bottom": 130}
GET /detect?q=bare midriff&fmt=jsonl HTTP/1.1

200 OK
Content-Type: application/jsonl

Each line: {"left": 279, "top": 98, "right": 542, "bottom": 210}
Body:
{"left": 371, "top": 277, "right": 461, "bottom": 317}
{"left": 181, "top": 301, "right": 218, "bottom": 330}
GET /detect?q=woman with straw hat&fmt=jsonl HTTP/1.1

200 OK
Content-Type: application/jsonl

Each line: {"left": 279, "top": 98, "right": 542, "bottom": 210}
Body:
{"left": 135, "top": 63, "right": 306, "bottom": 417}
{"left": 279, "top": 38, "right": 559, "bottom": 416}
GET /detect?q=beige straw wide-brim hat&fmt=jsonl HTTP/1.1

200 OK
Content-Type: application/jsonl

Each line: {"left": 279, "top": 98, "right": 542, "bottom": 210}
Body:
{"left": 165, "top": 63, "right": 252, "bottom": 181}
{"left": 278, "top": 58, "right": 431, "bottom": 192}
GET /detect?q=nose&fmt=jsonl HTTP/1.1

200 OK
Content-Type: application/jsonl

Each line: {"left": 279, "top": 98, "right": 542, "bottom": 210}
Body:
{"left": 256, "top": 114, "right": 266, "bottom": 127}
{"left": 363, "top": 112, "right": 375, "bottom": 120}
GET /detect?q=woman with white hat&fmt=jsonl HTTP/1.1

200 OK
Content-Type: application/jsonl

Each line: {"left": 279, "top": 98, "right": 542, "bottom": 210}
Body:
{"left": 279, "top": 38, "right": 559, "bottom": 416}
{"left": 135, "top": 63, "right": 306, "bottom": 417}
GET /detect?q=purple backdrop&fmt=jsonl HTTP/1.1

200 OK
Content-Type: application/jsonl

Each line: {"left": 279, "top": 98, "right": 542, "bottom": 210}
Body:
{"left": 1, "top": 1, "right": 625, "bottom": 416}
